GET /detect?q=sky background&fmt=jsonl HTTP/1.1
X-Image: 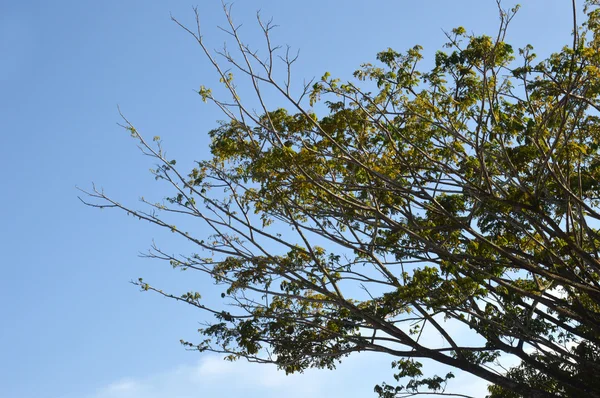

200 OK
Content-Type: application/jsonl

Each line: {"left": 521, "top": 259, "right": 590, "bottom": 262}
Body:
{"left": 1, "top": 1, "right": 579, "bottom": 397}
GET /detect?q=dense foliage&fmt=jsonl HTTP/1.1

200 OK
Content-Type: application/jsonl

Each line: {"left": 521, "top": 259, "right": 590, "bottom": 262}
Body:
{"left": 86, "top": 2, "right": 600, "bottom": 397}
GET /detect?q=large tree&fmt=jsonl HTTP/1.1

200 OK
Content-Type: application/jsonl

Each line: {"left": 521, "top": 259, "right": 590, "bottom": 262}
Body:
{"left": 84, "top": 1, "right": 600, "bottom": 397}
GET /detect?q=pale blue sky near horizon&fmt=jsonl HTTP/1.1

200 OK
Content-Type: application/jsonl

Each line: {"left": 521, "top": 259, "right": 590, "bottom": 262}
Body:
{"left": 1, "top": 1, "right": 579, "bottom": 397}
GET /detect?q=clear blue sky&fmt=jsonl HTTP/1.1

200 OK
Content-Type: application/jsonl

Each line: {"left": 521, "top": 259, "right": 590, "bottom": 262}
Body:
{"left": 1, "top": 1, "right": 578, "bottom": 397}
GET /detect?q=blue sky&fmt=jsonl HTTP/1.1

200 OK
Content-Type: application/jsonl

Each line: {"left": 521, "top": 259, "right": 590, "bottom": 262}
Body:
{"left": 1, "top": 1, "right": 578, "bottom": 397}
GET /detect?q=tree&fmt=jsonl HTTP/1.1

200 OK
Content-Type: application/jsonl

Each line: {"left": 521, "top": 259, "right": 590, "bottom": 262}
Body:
{"left": 83, "top": 1, "right": 600, "bottom": 397}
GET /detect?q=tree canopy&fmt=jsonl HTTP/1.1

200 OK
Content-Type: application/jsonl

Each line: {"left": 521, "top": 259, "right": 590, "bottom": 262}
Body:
{"left": 84, "top": 1, "right": 600, "bottom": 397}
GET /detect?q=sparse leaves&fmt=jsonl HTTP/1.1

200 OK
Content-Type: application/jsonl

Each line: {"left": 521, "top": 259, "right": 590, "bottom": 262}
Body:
{"left": 87, "top": 2, "right": 600, "bottom": 398}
